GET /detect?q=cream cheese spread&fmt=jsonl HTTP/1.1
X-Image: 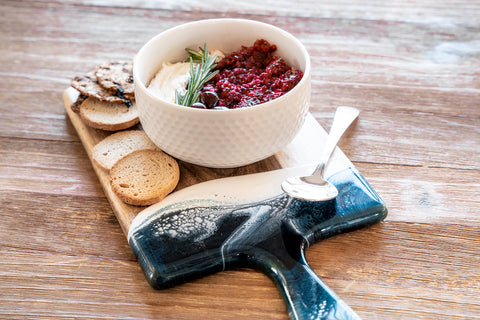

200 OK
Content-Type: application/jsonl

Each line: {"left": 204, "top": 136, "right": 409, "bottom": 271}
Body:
{"left": 147, "top": 62, "right": 191, "bottom": 103}
{"left": 147, "top": 50, "right": 224, "bottom": 104}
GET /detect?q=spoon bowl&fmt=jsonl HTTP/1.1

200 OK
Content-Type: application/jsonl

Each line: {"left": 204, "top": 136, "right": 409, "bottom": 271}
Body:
{"left": 282, "top": 106, "right": 359, "bottom": 201}
{"left": 281, "top": 176, "right": 338, "bottom": 202}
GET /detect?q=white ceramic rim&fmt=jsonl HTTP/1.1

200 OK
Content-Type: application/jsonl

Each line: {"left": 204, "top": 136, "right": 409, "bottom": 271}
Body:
{"left": 133, "top": 18, "right": 311, "bottom": 116}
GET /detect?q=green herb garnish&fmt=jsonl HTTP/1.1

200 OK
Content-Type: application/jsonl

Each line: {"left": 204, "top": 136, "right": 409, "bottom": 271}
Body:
{"left": 175, "top": 44, "right": 219, "bottom": 106}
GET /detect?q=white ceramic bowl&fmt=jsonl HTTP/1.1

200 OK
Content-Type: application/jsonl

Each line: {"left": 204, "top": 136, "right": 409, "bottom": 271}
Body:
{"left": 133, "top": 19, "right": 311, "bottom": 168}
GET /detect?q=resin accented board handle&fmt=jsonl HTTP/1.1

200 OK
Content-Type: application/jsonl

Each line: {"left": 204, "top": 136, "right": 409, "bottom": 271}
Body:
{"left": 261, "top": 245, "right": 360, "bottom": 319}
{"left": 128, "top": 167, "right": 387, "bottom": 320}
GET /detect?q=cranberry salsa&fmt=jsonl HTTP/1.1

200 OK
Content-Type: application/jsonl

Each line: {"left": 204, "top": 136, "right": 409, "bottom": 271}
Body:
{"left": 194, "top": 39, "right": 304, "bottom": 109}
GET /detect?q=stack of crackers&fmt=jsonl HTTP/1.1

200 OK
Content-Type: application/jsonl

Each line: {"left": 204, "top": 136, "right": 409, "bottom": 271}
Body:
{"left": 70, "top": 61, "right": 138, "bottom": 131}
{"left": 69, "top": 61, "right": 180, "bottom": 206}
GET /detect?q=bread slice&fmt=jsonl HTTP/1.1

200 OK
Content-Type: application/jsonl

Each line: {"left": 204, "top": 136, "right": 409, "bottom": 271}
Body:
{"left": 79, "top": 97, "right": 139, "bottom": 131}
{"left": 92, "top": 130, "right": 159, "bottom": 170}
{"left": 110, "top": 149, "right": 180, "bottom": 206}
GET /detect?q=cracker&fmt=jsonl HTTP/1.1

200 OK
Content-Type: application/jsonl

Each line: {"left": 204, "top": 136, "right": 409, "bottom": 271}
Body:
{"left": 79, "top": 97, "right": 139, "bottom": 131}
{"left": 92, "top": 130, "right": 159, "bottom": 170}
{"left": 70, "top": 93, "right": 88, "bottom": 113}
{"left": 95, "top": 61, "right": 135, "bottom": 101}
{"left": 110, "top": 149, "right": 180, "bottom": 206}
{"left": 71, "top": 70, "right": 131, "bottom": 105}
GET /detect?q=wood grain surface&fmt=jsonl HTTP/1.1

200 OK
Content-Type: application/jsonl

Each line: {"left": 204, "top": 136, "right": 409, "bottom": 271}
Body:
{"left": 1, "top": 1, "right": 479, "bottom": 319}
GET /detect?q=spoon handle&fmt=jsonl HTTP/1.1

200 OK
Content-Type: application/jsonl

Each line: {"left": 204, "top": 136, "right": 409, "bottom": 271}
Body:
{"left": 313, "top": 106, "right": 360, "bottom": 177}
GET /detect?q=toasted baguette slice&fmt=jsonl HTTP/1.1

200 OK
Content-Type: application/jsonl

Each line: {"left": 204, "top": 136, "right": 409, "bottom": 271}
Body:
{"left": 92, "top": 130, "right": 159, "bottom": 170}
{"left": 110, "top": 149, "right": 180, "bottom": 206}
{"left": 79, "top": 97, "right": 139, "bottom": 131}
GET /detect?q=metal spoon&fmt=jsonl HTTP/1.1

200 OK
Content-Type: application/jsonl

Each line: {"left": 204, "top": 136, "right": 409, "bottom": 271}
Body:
{"left": 281, "top": 106, "right": 360, "bottom": 202}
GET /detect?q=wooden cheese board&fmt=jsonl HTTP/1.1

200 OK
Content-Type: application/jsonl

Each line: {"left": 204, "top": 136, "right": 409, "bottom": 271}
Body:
{"left": 63, "top": 86, "right": 387, "bottom": 319}
{"left": 63, "top": 87, "right": 340, "bottom": 236}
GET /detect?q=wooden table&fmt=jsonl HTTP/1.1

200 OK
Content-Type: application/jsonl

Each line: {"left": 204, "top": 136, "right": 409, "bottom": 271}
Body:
{"left": 1, "top": 1, "right": 479, "bottom": 319}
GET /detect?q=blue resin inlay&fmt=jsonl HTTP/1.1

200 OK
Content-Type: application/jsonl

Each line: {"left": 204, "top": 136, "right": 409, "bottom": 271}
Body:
{"left": 129, "top": 167, "right": 387, "bottom": 320}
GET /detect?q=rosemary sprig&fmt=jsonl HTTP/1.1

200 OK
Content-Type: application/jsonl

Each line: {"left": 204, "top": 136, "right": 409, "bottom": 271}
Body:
{"left": 185, "top": 47, "right": 206, "bottom": 63}
{"left": 175, "top": 44, "right": 218, "bottom": 106}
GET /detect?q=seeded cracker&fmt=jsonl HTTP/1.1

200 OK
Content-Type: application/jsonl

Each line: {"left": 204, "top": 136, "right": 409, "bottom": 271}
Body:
{"left": 95, "top": 61, "right": 135, "bottom": 101}
{"left": 71, "top": 70, "right": 128, "bottom": 104}
{"left": 70, "top": 94, "right": 87, "bottom": 113}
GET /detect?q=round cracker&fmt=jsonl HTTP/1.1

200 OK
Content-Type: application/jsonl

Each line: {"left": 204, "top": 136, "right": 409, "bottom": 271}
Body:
{"left": 110, "top": 149, "right": 180, "bottom": 206}
{"left": 92, "top": 130, "right": 158, "bottom": 170}
{"left": 79, "top": 97, "right": 139, "bottom": 131}
{"left": 71, "top": 70, "right": 130, "bottom": 104}
{"left": 70, "top": 93, "right": 88, "bottom": 113}
{"left": 95, "top": 61, "right": 134, "bottom": 99}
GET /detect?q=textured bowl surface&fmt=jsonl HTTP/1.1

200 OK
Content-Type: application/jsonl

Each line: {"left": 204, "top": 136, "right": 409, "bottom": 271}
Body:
{"left": 134, "top": 19, "right": 311, "bottom": 168}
